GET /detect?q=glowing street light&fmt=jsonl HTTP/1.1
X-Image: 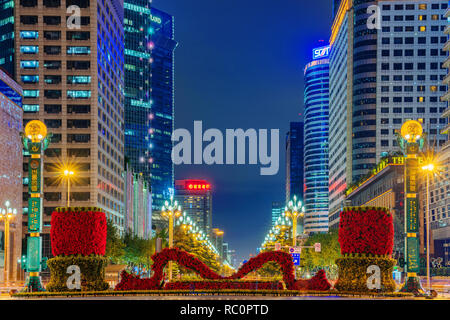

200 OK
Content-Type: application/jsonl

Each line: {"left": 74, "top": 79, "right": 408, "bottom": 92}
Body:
{"left": 421, "top": 149, "right": 443, "bottom": 294}
{"left": 1, "top": 201, "right": 18, "bottom": 286}
{"left": 283, "top": 195, "right": 305, "bottom": 247}
{"left": 63, "top": 169, "right": 75, "bottom": 207}
{"left": 161, "top": 196, "right": 182, "bottom": 281}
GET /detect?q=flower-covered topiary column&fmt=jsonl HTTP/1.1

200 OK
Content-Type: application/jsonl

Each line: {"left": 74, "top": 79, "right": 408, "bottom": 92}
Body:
{"left": 335, "top": 207, "right": 396, "bottom": 293}
{"left": 46, "top": 207, "right": 109, "bottom": 292}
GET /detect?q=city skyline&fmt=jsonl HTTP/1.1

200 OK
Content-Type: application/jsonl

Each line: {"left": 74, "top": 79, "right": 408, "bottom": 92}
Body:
{"left": 156, "top": 0, "right": 333, "bottom": 263}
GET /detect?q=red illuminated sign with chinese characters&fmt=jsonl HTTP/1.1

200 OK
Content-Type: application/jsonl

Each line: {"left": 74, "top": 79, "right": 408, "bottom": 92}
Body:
{"left": 184, "top": 180, "right": 211, "bottom": 191}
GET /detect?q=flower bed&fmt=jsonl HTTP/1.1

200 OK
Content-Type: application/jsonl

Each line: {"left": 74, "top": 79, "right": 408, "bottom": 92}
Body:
{"left": 47, "top": 207, "right": 109, "bottom": 292}
{"left": 164, "top": 280, "right": 283, "bottom": 290}
{"left": 50, "top": 207, "right": 107, "bottom": 256}
{"left": 336, "top": 207, "right": 396, "bottom": 293}
{"left": 338, "top": 206, "right": 394, "bottom": 256}
{"left": 115, "top": 248, "right": 331, "bottom": 292}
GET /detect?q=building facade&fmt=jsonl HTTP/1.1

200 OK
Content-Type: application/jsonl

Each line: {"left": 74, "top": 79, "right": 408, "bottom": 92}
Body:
{"left": 148, "top": 8, "right": 177, "bottom": 215}
{"left": 328, "top": 0, "right": 353, "bottom": 229}
{"left": 12, "top": 0, "right": 126, "bottom": 258}
{"left": 345, "top": 156, "right": 409, "bottom": 259}
{"left": 285, "top": 122, "right": 304, "bottom": 203}
{"left": 432, "top": 5, "right": 450, "bottom": 266}
{"left": 124, "top": 0, "right": 152, "bottom": 188}
{"left": 174, "top": 180, "right": 212, "bottom": 236}
{"left": 0, "top": 0, "right": 14, "bottom": 78}
{"left": 328, "top": 0, "right": 449, "bottom": 228}
{"left": 124, "top": 163, "right": 152, "bottom": 239}
{"left": 0, "top": 68, "right": 22, "bottom": 283}
{"left": 303, "top": 46, "right": 330, "bottom": 234}
{"left": 271, "top": 201, "right": 284, "bottom": 227}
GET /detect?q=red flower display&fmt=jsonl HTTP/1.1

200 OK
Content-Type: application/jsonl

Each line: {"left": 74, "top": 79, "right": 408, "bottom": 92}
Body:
{"left": 226, "top": 251, "right": 296, "bottom": 290}
{"left": 338, "top": 207, "right": 394, "bottom": 256}
{"left": 50, "top": 207, "right": 107, "bottom": 257}
{"left": 164, "top": 281, "right": 283, "bottom": 290}
{"left": 115, "top": 248, "right": 330, "bottom": 292}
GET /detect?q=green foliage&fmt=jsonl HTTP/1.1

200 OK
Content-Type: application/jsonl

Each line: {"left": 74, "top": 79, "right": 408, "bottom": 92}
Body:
{"left": 105, "top": 219, "right": 125, "bottom": 264}
{"left": 122, "top": 230, "right": 154, "bottom": 266}
{"left": 46, "top": 255, "right": 109, "bottom": 292}
{"left": 335, "top": 256, "right": 396, "bottom": 293}
{"left": 301, "top": 231, "right": 342, "bottom": 270}
{"left": 173, "top": 227, "right": 221, "bottom": 275}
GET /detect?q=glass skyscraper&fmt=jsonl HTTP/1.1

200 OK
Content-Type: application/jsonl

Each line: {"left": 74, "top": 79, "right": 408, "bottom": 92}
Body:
{"left": 303, "top": 46, "right": 330, "bottom": 234}
{"left": 124, "top": 4, "right": 177, "bottom": 224}
{"left": 0, "top": 0, "right": 14, "bottom": 77}
{"left": 148, "top": 8, "right": 177, "bottom": 213}
{"left": 285, "top": 122, "right": 304, "bottom": 204}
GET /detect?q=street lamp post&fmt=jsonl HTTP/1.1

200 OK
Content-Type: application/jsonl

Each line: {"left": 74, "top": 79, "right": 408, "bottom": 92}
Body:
{"left": 283, "top": 195, "right": 305, "bottom": 247}
{"left": 1, "top": 201, "right": 17, "bottom": 287}
{"left": 422, "top": 160, "right": 441, "bottom": 293}
{"left": 398, "top": 120, "right": 425, "bottom": 293}
{"left": 63, "top": 169, "right": 74, "bottom": 207}
{"left": 161, "top": 197, "right": 181, "bottom": 281}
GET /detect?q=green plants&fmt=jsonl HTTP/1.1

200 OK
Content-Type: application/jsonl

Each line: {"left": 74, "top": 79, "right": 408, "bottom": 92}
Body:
{"left": 46, "top": 255, "right": 109, "bottom": 292}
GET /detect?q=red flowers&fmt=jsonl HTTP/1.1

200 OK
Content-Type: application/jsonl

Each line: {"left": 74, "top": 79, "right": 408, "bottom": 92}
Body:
{"left": 115, "top": 248, "right": 321, "bottom": 291}
{"left": 338, "top": 207, "right": 394, "bottom": 256}
{"left": 50, "top": 208, "right": 107, "bottom": 257}
{"left": 227, "top": 251, "right": 296, "bottom": 290}
{"left": 165, "top": 281, "right": 283, "bottom": 290}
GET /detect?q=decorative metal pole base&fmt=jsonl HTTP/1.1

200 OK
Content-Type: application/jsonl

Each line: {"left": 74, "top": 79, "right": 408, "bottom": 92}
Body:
{"left": 23, "top": 275, "right": 45, "bottom": 292}
{"left": 400, "top": 277, "right": 424, "bottom": 295}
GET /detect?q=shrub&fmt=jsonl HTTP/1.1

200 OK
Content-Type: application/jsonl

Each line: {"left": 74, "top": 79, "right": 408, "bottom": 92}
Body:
{"left": 335, "top": 256, "right": 396, "bottom": 293}
{"left": 46, "top": 255, "right": 109, "bottom": 292}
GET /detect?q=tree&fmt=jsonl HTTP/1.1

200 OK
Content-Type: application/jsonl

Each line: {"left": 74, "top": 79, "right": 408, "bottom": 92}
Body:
{"left": 105, "top": 219, "right": 125, "bottom": 264}
{"left": 299, "top": 231, "right": 341, "bottom": 279}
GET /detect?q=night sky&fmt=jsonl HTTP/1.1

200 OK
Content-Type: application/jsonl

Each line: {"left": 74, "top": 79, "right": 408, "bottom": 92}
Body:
{"left": 154, "top": 0, "right": 333, "bottom": 265}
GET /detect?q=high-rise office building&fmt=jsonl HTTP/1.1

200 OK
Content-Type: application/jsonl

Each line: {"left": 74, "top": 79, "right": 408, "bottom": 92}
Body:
{"left": 333, "top": 0, "right": 343, "bottom": 18}
{"left": 124, "top": 0, "right": 152, "bottom": 186}
{"left": 11, "top": 0, "right": 126, "bottom": 255}
{"left": 174, "top": 180, "right": 212, "bottom": 236}
{"left": 271, "top": 201, "right": 284, "bottom": 227}
{"left": 285, "top": 122, "right": 304, "bottom": 203}
{"left": 0, "top": 68, "right": 22, "bottom": 283}
{"left": 124, "top": 163, "right": 152, "bottom": 239}
{"left": 328, "top": 0, "right": 353, "bottom": 230}
{"left": 328, "top": 0, "right": 449, "bottom": 229}
{"left": 0, "top": 0, "right": 14, "bottom": 77}
{"left": 303, "top": 45, "right": 330, "bottom": 234}
{"left": 148, "top": 8, "right": 177, "bottom": 214}
{"left": 430, "top": 5, "right": 450, "bottom": 266}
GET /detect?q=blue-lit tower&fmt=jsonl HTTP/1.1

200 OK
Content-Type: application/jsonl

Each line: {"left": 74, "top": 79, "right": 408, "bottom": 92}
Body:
{"left": 148, "top": 7, "right": 177, "bottom": 214}
{"left": 303, "top": 45, "right": 330, "bottom": 234}
{"left": 124, "top": 4, "right": 177, "bottom": 225}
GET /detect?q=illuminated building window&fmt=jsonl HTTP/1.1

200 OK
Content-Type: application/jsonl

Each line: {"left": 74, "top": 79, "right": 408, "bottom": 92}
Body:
{"left": 23, "top": 89, "right": 39, "bottom": 98}
{"left": 418, "top": 4, "right": 427, "bottom": 10}
{"left": 20, "top": 45, "right": 38, "bottom": 54}
{"left": 67, "top": 90, "right": 91, "bottom": 99}
{"left": 430, "top": 86, "right": 438, "bottom": 92}
{"left": 20, "top": 60, "right": 38, "bottom": 69}
{"left": 20, "top": 30, "right": 38, "bottom": 39}
{"left": 67, "top": 75, "right": 91, "bottom": 84}
{"left": 23, "top": 104, "right": 39, "bottom": 112}
{"left": 418, "top": 97, "right": 425, "bottom": 103}
{"left": 21, "top": 75, "right": 39, "bottom": 83}
{"left": 67, "top": 46, "right": 90, "bottom": 55}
